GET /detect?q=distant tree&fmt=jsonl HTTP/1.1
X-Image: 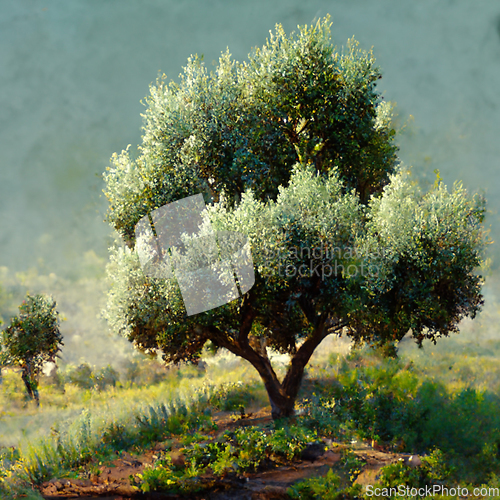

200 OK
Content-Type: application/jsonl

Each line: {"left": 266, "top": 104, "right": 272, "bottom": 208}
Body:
{"left": 103, "top": 18, "right": 487, "bottom": 418}
{"left": 0, "top": 294, "right": 63, "bottom": 406}
{"left": 0, "top": 316, "right": 2, "bottom": 387}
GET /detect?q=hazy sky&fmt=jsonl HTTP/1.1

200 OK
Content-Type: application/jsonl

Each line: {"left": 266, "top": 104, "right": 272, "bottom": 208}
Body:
{"left": 1, "top": 0, "right": 499, "bottom": 276}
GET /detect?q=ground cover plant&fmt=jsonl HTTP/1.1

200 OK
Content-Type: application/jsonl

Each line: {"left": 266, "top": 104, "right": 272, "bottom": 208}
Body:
{"left": 300, "top": 347, "right": 500, "bottom": 483}
{"left": 131, "top": 423, "right": 320, "bottom": 494}
{"left": 0, "top": 346, "right": 499, "bottom": 498}
{"left": 103, "top": 16, "right": 487, "bottom": 421}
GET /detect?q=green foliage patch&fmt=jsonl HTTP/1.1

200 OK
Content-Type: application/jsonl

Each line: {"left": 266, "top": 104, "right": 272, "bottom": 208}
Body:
{"left": 206, "top": 380, "right": 266, "bottom": 412}
{"left": 376, "top": 449, "right": 453, "bottom": 491}
{"left": 65, "top": 363, "right": 120, "bottom": 391}
{"left": 299, "top": 350, "right": 500, "bottom": 484}
{"left": 288, "top": 469, "right": 363, "bottom": 500}
{"left": 132, "top": 422, "right": 319, "bottom": 494}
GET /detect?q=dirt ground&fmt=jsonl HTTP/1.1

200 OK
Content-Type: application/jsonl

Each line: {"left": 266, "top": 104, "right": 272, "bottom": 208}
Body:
{"left": 39, "top": 408, "right": 412, "bottom": 500}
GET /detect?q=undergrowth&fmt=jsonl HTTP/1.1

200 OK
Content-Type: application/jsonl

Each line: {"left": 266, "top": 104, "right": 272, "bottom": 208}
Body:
{"left": 299, "top": 347, "right": 500, "bottom": 485}
{"left": 1, "top": 346, "right": 500, "bottom": 497}
{"left": 132, "top": 423, "right": 319, "bottom": 494}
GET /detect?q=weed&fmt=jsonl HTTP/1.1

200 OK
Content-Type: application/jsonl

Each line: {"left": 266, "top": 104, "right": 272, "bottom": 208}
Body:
{"left": 131, "top": 454, "right": 207, "bottom": 494}
{"left": 267, "top": 424, "right": 317, "bottom": 461}
{"left": 376, "top": 449, "right": 453, "bottom": 490}
{"left": 340, "top": 449, "right": 365, "bottom": 483}
{"left": 288, "top": 469, "right": 363, "bottom": 499}
{"left": 100, "top": 422, "right": 137, "bottom": 451}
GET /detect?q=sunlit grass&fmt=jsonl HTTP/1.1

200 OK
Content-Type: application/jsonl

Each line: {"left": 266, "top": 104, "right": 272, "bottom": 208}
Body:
{"left": 0, "top": 349, "right": 262, "bottom": 447}
{"left": 1, "top": 309, "right": 500, "bottom": 499}
{"left": 0, "top": 351, "right": 267, "bottom": 499}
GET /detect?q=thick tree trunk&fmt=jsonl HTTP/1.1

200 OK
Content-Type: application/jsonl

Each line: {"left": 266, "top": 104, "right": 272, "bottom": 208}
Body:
{"left": 206, "top": 291, "right": 340, "bottom": 420}
{"left": 245, "top": 338, "right": 322, "bottom": 419}
{"left": 219, "top": 312, "right": 330, "bottom": 419}
{"left": 267, "top": 316, "right": 328, "bottom": 418}
{"left": 245, "top": 351, "right": 296, "bottom": 419}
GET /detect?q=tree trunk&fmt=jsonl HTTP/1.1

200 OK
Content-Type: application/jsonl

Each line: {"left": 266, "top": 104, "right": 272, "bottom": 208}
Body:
{"left": 21, "top": 368, "right": 34, "bottom": 400}
{"left": 32, "top": 384, "right": 40, "bottom": 406}
{"left": 247, "top": 353, "right": 296, "bottom": 419}
{"left": 266, "top": 382, "right": 297, "bottom": 419}
{"left": 221, "top": 313, "right": 330, "bottom": 419}
{"left": 246, "top": 341, "right": 321, "bottom": 419}
{"left": 208, "top": 292, "right": 338, "bottom": 420}
{"left": 22, "top": 362, "right": 40, "bottom": 406}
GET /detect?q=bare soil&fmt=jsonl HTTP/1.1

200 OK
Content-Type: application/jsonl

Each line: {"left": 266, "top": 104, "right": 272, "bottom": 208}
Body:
{"left": 38, "top": 408, "right": 412, "bottom": 500}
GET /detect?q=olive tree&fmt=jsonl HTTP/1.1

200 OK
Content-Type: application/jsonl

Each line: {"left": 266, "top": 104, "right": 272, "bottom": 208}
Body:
{"left": 103, "top": 18, "right": 486, "bottom": 418}
{"left": 0, "top": 294, "right": 63, "bottom": 405}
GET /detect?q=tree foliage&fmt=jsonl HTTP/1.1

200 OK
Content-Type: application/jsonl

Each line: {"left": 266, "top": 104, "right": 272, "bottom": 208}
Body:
{"left": 104, "top": 17, "right": 397, "bottom": 246}
{"left": 0, "top": 293, "right": 63, "bottom": 405}
{"left": 103, "top": 18, "right": 487, "bottom": 418}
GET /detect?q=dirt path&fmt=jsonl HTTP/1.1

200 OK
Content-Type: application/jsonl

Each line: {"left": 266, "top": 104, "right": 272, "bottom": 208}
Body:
{"left": 38, "top": 409, "right": 412, "bottom": 500}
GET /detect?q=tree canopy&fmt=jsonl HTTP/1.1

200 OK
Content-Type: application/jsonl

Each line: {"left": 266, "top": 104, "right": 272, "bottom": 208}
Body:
{"left": 104, "top": 17, "right": 397, "bottom": 246}
{"left": 103, "top": 17, "right": 487, "bottom": 418}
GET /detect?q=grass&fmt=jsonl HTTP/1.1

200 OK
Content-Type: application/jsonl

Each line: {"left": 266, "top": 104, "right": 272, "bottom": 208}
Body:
{"left": 0, "top": 349, "right": 266, "bottom": 445}
{"left": 1, "top": 339, "right": 500, "bottom": 498}
{"left": 0, "top": 350, "right": 268, "bottom": 498}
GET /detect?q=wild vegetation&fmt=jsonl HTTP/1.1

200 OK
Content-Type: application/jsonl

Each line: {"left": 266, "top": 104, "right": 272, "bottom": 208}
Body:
{"left": 1, "top": 345, "right": 500, "bottom": 498}
{"left": 0, "top": 15, "right": 497, "bottom": 500}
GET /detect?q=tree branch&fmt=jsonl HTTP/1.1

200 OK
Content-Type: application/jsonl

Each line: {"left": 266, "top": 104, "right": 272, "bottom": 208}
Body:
{"left": 282, "top": 313, "right": 328, "bottom": 397}
{"left": 238, "top": 290, "right": 256, "bottom": 349}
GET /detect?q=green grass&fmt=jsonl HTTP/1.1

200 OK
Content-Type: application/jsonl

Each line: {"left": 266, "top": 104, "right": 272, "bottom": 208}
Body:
{"left": 0, "top": 350, "right": 267, "bottom": 498}
{"left": 1, "top": 340, "right": 500, "bottom": 498}
{"left": 0, "top": 350, "right": 266, "bottom": 445}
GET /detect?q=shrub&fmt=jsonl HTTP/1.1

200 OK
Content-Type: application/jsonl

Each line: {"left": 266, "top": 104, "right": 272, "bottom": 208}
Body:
{"left": 131, "top": 454, "right": 207, "bottom": 494}
{"left": 288, "top": 469, "right": 363, "bottom": 499}
{"left": 66, "top": 363, "right": 95, "bottom": 389}
{"left": 95, "top": 365, "right": 120, "bottom": 390}
{"left": 208, "top": 381, "right": 252, "bottom": 412}
{"left": 376, "top": 449, "right": 453, "bottom": 490}
{"left": 65, "top": 363, "right": 121, "bottom": 391}
{"left": 301, "top": 354, "right": 500, "bottom": 461}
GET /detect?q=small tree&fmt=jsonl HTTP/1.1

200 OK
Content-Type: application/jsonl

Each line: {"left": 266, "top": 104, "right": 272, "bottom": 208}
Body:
{"left": 0, "top": 293, "right": 63, "bottom": 406}
{"left": 103, "top": 18, "right": 487, "bottom": 418}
